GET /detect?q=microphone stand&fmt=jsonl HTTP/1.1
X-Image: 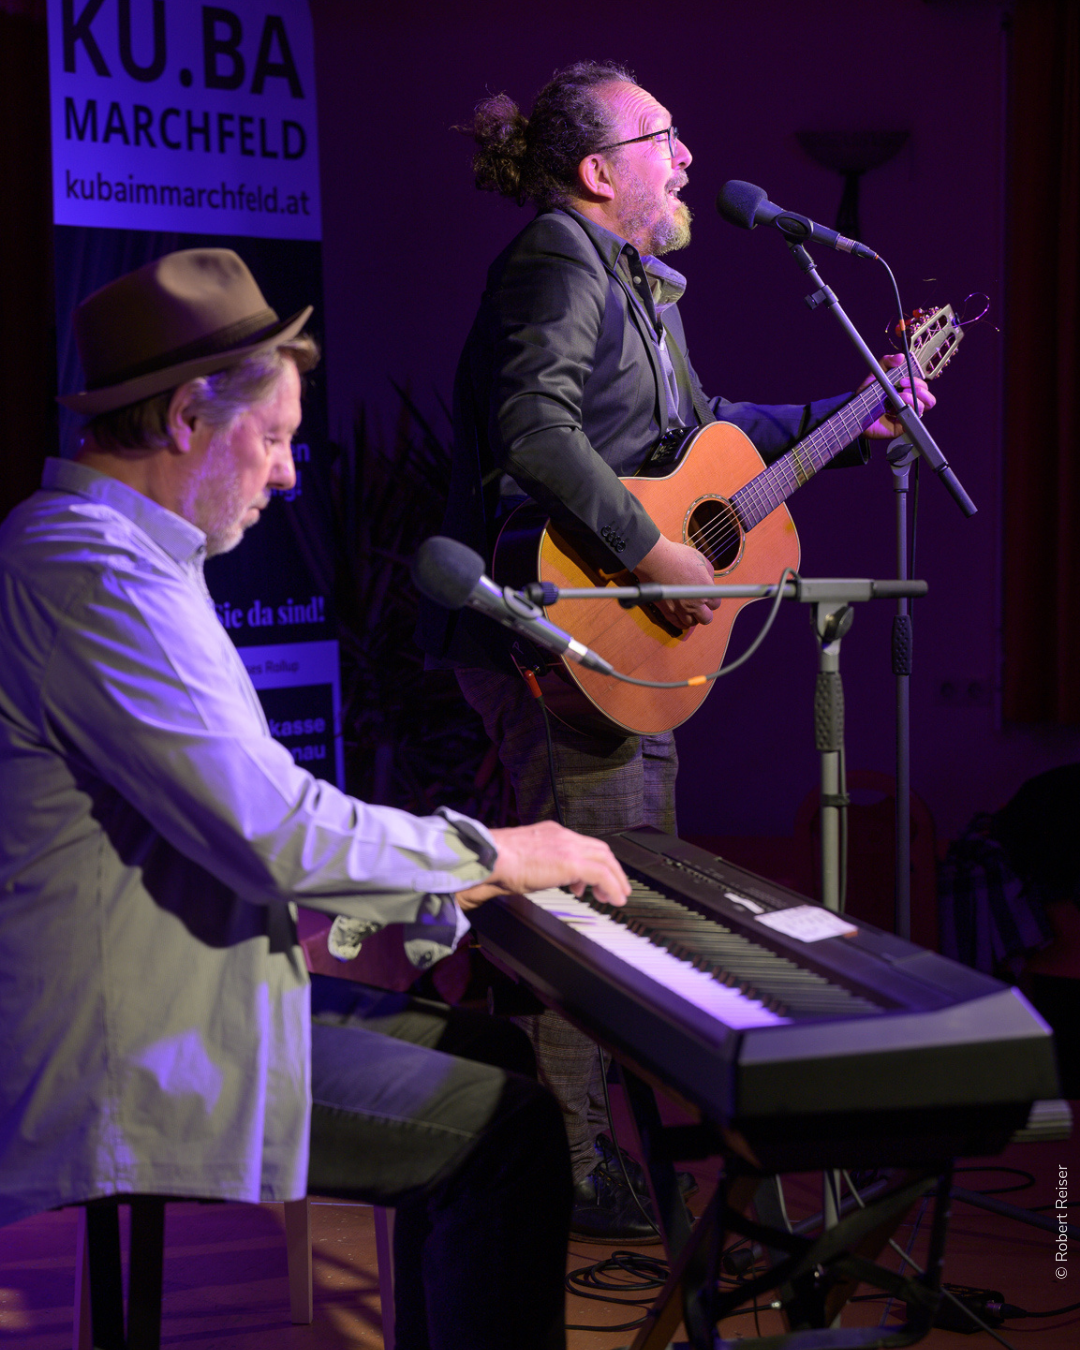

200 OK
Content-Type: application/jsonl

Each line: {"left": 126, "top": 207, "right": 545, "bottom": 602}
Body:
{"left": 778, "top": 239, "right": 977, "bottom": 942}
{"left": 529, "top": 577, "right": 927, "bottom": 607}
{"left": 783, "top": 240, "right": 977, "bottom": 519}
{"left": 888, "top": 437, "right": 918, "bottom": 939}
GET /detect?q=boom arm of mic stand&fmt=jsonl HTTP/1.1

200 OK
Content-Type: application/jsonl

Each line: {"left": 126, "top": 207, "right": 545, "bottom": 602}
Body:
{"left": 785, "top": 241, "right": 977, "bottom": 519}
{"left": 521, "top": 579, "right": 929, "bottom": 604}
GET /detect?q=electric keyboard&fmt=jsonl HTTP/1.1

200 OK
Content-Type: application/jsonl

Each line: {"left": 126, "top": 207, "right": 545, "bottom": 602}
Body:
{"left": 471, "top": 829, "right": 1060, "bottom": 1171}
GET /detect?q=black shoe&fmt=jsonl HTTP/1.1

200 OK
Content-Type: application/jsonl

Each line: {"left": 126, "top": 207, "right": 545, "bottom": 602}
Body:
{"left": 594, "top": 1132, "right": 698, "bottom": 1200}
{"left": 570, "top": 1167, "right": 660, "bottom": 1245}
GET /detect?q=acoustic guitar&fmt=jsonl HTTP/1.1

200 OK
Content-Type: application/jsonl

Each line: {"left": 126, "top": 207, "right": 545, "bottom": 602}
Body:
{"left": 492, "top": 305, "right": 963, "bottom": 737}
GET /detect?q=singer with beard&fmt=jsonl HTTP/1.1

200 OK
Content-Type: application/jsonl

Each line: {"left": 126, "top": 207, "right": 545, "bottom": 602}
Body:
{"left": 417, "top": 60, "right": 933, "bottom": 1244}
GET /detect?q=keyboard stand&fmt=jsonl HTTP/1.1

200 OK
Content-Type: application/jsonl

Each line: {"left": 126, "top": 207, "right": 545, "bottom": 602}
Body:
{"left": 619, "top": 1091, "right": 1073, "bottom": 1349}
{"left": 469, "top": 852, "right": 1062, "bottom": 1346}
{"left": 610, "top": 1061, "right": 955, "bottom": 1350}
{"left": 620, "top": 1120, "right": 954, "bottom": 1350}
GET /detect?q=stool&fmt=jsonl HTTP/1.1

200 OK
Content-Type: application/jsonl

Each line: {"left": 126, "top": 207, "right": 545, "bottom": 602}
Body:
{"left": 286, "top": 1198, "right": 396, "bottom": 1342}
{"left": 72, "top": 1196, "right": 395, "bottom": 1348}
{"left": 72, "top": 1195, "right": 313, "bottom": 1349}
{"left": 373, "top": 1205, "right": 396, "bottom": 1350}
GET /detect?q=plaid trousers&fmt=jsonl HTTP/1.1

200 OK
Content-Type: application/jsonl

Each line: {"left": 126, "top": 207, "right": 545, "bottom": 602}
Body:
{"left": 456, "top": 667, "right": 678, "bottom": 1183}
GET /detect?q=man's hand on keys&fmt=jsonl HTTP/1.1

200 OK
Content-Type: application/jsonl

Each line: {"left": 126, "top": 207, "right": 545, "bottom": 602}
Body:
{"left": 455, "top": 821, "right": 630, "bottom": 910}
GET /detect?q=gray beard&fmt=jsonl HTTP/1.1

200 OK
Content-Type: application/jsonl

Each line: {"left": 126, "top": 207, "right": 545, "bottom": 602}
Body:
{"left": 176, "top": 444, "right": 251, "bottom": 557}
{"left": 650, "top": 201, "right": 692, "bottom": 255}
{"left": 616, "top": 172, "right": 692, "bottom": 256}
{"left": 204, "top": 522, "right": 246, "bottom": 557}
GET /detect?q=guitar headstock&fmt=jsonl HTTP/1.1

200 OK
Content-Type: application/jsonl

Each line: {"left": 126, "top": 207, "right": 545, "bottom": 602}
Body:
{"left": 906, "top": 304, "right": 964, "bottom": 381}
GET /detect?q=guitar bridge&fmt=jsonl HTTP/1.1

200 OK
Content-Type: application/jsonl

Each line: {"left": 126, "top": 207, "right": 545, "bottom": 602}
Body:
{"left": 640, "top": 600, "right": 683, "bottom": 637}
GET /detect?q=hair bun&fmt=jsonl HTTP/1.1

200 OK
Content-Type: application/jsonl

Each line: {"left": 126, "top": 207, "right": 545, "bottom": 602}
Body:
{"left": 466, "top": 94, "right": 529, "bottom": 199}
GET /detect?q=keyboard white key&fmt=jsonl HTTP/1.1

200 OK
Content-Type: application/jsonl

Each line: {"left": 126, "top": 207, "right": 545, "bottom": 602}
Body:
{"left": 525, "top": 889, "right": 789, "bottom": 1029}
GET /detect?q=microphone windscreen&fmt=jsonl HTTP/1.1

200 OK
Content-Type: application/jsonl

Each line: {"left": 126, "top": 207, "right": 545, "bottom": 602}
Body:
{"left": 716, "top": 180, "right": 768, "bottom": 229}
{"left": 411, "top": 536, "right": 485, "bottom": 609}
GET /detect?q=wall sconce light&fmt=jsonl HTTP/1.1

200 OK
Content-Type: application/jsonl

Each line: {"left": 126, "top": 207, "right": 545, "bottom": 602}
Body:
{"left": 795, "top": 131, "right": 910, "bottom": 241}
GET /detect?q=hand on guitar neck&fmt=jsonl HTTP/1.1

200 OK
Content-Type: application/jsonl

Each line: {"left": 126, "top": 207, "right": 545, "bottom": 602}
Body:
{"left": 633, "top": 533, "right": 720, "bottom": 630}
{"left": 629, "top": 353, "right": 934, "bottom": 634}
{"left": 858, "top": 352, "right": 937, "bottom": 439}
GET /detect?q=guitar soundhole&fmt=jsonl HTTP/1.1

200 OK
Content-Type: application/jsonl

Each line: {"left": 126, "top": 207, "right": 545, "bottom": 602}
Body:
{"left": 685, "top": 497, "right": 743, "bottom": 573}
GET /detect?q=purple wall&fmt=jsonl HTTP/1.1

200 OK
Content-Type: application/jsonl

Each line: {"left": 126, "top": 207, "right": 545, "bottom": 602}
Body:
{"left": 309, "top": 0, "right": 1080, "bottom": 841}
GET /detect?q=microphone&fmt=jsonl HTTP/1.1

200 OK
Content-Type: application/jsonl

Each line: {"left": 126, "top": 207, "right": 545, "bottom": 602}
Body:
{"left": 716, "top": 180, "right": 879, "bottom": 260}
{"left": 411, "top": 537, "right": 615, "bottom": 675}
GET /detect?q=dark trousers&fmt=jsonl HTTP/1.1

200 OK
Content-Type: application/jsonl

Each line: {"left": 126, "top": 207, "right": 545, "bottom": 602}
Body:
{"left": 307, "top": 973, "right": 571, "bottom": 1350}
{"left": 455, "top": 667, "right": 678, "bottom": 1183}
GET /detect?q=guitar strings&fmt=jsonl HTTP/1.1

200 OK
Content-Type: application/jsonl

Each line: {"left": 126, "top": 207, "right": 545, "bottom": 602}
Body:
{"left": 679, "top": 329, "right": 949, "bottom": 562}
{"left": 684, "top": 381, "right": 889, "bottom": 564}
{"left": 692, "top": 388, "right": 882, "bottom": 556}
{"left": 555, "top": 319, "right": 954, "bottom": 693}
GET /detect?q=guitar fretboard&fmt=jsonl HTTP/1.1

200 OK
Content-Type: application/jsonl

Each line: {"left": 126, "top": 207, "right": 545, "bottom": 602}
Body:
{"left": 731, "top": 367, "right": 904, "bottom": 532}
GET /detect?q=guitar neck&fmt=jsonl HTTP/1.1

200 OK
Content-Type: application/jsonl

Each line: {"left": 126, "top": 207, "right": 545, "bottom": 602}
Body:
{"left": 731, "top": 367, "right": 902, "bottom": 531}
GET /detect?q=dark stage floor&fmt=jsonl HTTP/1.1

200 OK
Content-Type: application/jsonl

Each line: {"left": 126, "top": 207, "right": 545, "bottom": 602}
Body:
{"left": 1, "top": 1090, "right": 1076, "bottom": 1350}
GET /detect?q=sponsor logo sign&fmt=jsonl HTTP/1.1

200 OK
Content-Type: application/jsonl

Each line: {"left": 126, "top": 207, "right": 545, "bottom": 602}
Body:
{"left": 48, "top": 0, "right": 320, "bottom": 238}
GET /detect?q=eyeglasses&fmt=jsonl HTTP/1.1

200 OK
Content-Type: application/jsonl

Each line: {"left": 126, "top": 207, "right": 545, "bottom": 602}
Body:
{"left": 596, "top": 126, "right": 679, "bottom": 160}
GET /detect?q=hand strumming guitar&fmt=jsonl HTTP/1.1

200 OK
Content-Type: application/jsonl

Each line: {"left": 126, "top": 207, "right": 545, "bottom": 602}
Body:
{"left": 627, "top": 351, "right": 935, "bottom": 634}
{"left": 633, "top": 533, "right": 718, "bottom": 630}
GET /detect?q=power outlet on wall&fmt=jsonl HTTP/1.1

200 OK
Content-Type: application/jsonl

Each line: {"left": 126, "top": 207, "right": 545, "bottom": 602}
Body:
{"left": 937, "top": 677, "right": 992, "bottom": 708}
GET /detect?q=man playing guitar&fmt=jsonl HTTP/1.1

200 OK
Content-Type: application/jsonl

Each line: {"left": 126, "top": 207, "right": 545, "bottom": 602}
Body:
{"left": 417, "top": 60, "right": 933, "bottom": 1244}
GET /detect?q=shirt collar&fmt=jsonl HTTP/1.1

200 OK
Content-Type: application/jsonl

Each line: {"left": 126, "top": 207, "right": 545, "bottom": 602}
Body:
{"left": 41, "top": 458, "right": 208, "bottom": 566}
{"left": 640, "top": 255, "right": 687, "bottom": 308}
{"left": 561, "top": 206, "right": 632, "bottom": 271}
{"left": 560, "top": 208, "right": 688, "bottom": 307}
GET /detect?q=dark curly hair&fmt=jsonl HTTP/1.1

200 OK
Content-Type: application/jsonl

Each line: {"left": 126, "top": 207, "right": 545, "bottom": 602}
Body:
{"left": 463, "top": 61, "right": 636, "bottom": 210}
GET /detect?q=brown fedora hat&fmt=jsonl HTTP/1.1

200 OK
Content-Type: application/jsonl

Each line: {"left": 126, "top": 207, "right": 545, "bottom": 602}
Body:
{"left": 60, "top": 248, "right": 313, "bottom": 415}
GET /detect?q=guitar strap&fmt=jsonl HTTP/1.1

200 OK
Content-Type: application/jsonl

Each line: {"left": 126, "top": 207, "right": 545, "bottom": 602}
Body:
{"left": 662, "top": 319, "right": 717, "bottom": 429}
